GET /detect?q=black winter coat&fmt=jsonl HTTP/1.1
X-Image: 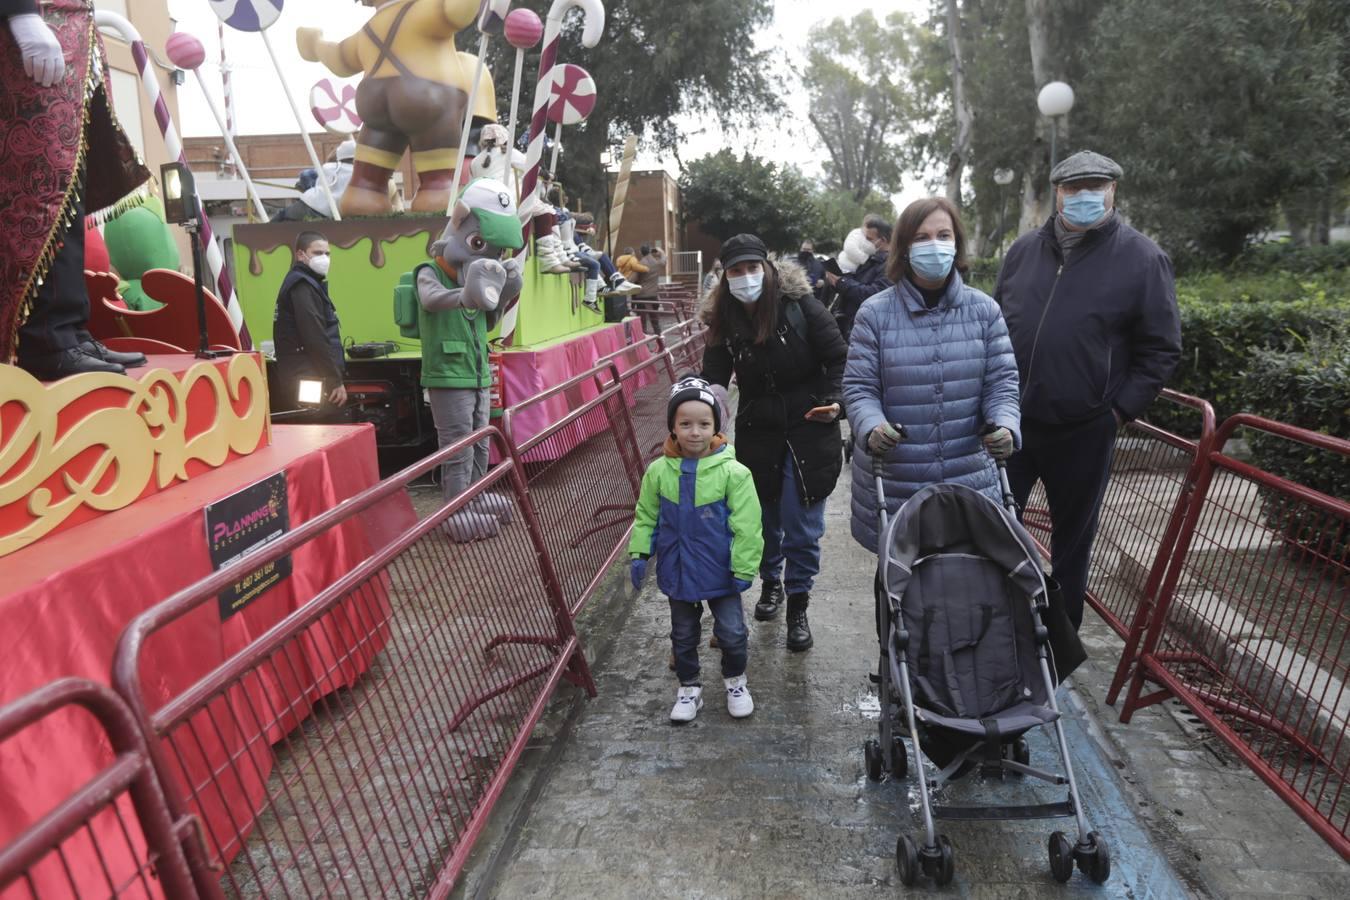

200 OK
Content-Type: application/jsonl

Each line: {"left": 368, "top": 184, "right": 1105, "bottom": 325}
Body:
{"left": 995, "top": 215, "right": 1181, "bottom": 425}
{"left": 701, "top": 263, "right": 848, "bottom": 506}
{"left": 835, "top": 250, "right": 893, "bottom": 339}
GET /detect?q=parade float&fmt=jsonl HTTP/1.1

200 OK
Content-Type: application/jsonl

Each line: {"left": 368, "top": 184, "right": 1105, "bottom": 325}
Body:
{"left": 0, "top": 2, "right": 643, "bottom": 887}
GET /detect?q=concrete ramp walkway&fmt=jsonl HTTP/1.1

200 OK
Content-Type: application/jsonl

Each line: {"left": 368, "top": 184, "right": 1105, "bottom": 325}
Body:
{"left": 456, "top": 478, "right": 1200, "bottom": 898}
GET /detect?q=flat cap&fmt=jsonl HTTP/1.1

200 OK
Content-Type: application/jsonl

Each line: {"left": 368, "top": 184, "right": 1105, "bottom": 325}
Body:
{"left": 719, "top": 233, "right": 769, "bottom": 269}
{"left": 1050, "top": 150, "right": 1123, "bottom": 185}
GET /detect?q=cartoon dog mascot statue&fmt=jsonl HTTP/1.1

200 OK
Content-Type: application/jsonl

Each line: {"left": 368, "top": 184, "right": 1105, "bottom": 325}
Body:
{"left": 297, "top": 0, "right": 500, "bottom": 217}
{"left": 396, "top": 178, "right": 523, "bottom": 540}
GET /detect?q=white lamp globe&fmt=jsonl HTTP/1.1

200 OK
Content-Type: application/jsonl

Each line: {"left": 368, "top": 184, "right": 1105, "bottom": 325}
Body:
{"left": 1037, "top": 81, "right": 1075, "bottom": 117}
{"left": 993, "top": 168, "right": 1015, "bottom": 186}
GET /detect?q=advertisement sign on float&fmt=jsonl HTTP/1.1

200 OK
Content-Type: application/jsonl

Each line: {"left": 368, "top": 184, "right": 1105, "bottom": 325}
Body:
{"left": 205, "top": 472, "right": 292, "bottom": 619}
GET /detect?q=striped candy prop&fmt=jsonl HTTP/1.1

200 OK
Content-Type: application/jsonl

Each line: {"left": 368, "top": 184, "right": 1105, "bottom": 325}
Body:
{"left": 516, "top": 0, "right": 606, "bottom": 228}
{"left": 445, "top": 1, "right": 513, "bottom": 215}
{"left": 545, "top": 63, "right": 597, "bottom": 173}
{"left": 309, "top": 77, "right": 362, "bottom": 135}
{"left": 93, "top": 10, "right": 251, "bottom": 347}
{"left": 210, "top": 0, "right": 339, "bottom": 220}
{"left": 166, "top": 32, "right": 269, "bottom": 222}
{"left": 500, "top": 0, "right": 606, "bottom": 346}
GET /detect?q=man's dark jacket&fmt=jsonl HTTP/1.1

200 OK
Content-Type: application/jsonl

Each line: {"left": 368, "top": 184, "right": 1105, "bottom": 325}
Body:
{"left": 835, "top": 250, "right": 893, "bottom": 338}
{"left": 995, "top": 215, "right": 1180, "bottom": 425}
{"left": 701, "top": 263, "right": 847, "bottom": 506}
{"left": 274, "top": 264, "right": 344, "bottom": 394}
{"left": 797, "top": 252, "right": 826, "bottom": 294}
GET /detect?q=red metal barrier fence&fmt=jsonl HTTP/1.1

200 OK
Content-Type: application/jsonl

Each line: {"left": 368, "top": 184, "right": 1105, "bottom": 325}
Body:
{"left": 1120, "top": 415, "right": 1349, "bottom": 859}
{"left": 0, "top": 679, "right": 196, "bottom": 899}
{"left": 110, "top": 428, "right": 594, "bottom": 898}
{"left": 1021, "top": 390, "right": 1215, "bottom": 655}
{"left": 501, "top": 362, "right": 644, "bottom": 617}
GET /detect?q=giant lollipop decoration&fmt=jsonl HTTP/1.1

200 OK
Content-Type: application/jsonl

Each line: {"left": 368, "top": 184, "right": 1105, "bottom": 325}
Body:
{"left": 545, "top": 63, "right": 597, "bottom": 174}
{"left": 445, "top": 0, "right": 513, "bottom": 213}
{"left": 309, "top": 77, "right": 363, "bottom": 136}
{"left": 166, "top": 31, "right": 269, "bottom": 221}
{"left": 503, "top": 8, "right": 544, "bottom": 168}
{"left": 210, "top": 0, "right": 339, "bottom": 220}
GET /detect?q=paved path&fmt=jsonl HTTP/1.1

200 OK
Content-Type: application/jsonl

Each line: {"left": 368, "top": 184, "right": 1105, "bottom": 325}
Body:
{"left": 455, "top": 473, "right": 1258, "bottom": 898}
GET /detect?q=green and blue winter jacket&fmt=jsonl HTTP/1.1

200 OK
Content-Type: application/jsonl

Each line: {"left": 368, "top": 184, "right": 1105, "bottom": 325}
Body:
{"left": 628, "top": 440, "right": 764, "bottom": 603}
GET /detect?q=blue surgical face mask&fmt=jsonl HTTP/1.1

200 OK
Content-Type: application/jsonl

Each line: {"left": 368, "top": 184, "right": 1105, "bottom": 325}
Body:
{"left": 908, "top": 240, "right": 956, "bottom": 281}
{"left": 728, "top": 271, "right": 764, "bottom": 304}
{"left": 1062, "top": 190, "right": 1109, "bottom": 227}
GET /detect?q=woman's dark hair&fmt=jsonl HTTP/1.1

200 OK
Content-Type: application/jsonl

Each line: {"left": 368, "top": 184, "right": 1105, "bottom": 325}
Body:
{"left": 702, "top": 260, "right": 781, "bottom": 347}
{"left": 885, "top": 196, "right": 969, "bottom": 284}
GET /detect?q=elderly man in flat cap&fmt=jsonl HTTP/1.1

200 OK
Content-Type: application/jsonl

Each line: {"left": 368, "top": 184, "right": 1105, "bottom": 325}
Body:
{"left": 993, "top": 149, "right": 1181, "bottom": 631}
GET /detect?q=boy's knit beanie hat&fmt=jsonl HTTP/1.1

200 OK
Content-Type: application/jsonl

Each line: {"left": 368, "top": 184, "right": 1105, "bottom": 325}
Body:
{"left": 667, "top": 376, "right": 722, "bottom": 433}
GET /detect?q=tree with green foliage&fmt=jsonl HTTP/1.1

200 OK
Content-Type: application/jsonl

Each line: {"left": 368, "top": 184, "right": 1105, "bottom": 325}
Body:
{"left": 1074, "top": 0, "right": 1350, "bottom": 266}
{"left": 679, "top": 150, "right": 821, "bottom": 253}
{"left": 463, "top": 0, "right": 778, "bottom": 219}
{"left": 799, "top": 10, "right": 914, "bottom": 202}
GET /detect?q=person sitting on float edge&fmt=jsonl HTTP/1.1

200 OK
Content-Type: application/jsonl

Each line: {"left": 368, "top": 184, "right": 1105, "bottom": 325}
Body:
{"left": 273, "top": 231, "right": 347, "bottom": 414}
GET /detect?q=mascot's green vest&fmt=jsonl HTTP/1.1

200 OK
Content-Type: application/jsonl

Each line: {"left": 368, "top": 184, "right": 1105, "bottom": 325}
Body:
{"left": 402, "top": 262, "right": 491, "bottom": 390}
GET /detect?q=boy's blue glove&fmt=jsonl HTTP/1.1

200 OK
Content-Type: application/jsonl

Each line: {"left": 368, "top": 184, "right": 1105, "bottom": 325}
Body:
{"left": 733, "top": 577, "right": 752, "bottom": 594}
{"left": 630, "top": 558, "right": 647, "bottom": 589}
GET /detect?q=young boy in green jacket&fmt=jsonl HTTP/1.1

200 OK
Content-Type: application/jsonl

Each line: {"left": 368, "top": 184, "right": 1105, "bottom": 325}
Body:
{"left": 629, "top": 377, "right": 764, "bottom": 723}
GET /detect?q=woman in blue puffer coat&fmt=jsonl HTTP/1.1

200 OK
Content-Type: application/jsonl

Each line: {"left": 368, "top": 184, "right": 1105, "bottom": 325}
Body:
{"left": 843, "top": 196, "right": 1021, "bottom": 552}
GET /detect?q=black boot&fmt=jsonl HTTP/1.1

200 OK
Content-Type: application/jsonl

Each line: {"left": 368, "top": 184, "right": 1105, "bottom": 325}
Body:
{"left": 754, "top": 578, "right": 783, "bottom": 621}
{"left": 786, "top": 592, "right": 813, "bottom": 651}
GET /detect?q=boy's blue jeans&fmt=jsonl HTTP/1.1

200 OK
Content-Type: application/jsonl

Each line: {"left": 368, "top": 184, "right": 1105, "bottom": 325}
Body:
{"left": 760, "top": 449, "right": 826, "bottom": 594}
{"left": 670, "top": 597, "right": 747, "bottom": 685}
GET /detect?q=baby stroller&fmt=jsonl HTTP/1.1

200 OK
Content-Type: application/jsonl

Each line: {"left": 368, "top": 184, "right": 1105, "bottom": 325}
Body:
{"left": 862, "top": 437, "right": 1110, "bottom": 887}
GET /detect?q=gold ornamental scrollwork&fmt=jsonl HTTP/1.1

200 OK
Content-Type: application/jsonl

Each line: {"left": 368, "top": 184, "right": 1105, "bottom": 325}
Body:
{"left": 0, "top": 354, "right": 270, "bottom": 558}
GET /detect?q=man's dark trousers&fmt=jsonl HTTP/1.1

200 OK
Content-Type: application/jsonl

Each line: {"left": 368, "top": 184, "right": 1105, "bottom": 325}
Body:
{"left": 1006, "top": 410, "right": 1119, "bottom": 630}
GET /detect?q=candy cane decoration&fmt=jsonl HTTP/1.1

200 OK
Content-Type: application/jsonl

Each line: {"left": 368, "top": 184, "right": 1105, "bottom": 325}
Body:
{"left": 166, "top": 32, "right": 269, "bottom": 222}
{"left": 94, "top": 10, "right": 251, "bottom": 348}
{"left": 219, "top": 20, "right": 234, "bottom": 166}
{"left": 517, "top": 0, "right": 606, "bottom": 229}
{"left": 608, "top": 134, "right": 638, "bottom": 253}
{"left": 500, "top": 0, "right": 606, "bottom": 346}
{"left": 445, "top": 0, "right": 513, "bottom": 214}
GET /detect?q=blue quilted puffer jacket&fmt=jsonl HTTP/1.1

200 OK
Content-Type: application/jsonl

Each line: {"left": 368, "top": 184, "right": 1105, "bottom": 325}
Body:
{"left": 843, "top": 272, "right": 1022, "bottom": 552}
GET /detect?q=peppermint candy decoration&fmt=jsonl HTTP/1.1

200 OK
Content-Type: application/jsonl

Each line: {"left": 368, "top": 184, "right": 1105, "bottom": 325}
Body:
{"left": 207, "top": 0, "right": 284, "bottom": 33}
{"left": 545, "top": 64, "right": 597, "bottom": 125}
{"left": 309, "top": 78, "right": 363, "bottom": 135}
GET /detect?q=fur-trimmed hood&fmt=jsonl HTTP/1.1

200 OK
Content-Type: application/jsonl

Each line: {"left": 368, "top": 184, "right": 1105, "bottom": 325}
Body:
{"left": 699, "top": 257, "right": 814, "bottom": 324}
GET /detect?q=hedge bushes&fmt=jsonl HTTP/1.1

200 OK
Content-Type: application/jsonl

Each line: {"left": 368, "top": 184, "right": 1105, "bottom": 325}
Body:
{"left": 1239, "top": 331, "right": 1349, "bottom": 555}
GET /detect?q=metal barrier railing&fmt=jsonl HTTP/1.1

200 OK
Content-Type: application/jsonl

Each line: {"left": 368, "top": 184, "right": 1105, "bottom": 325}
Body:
{"left": 1020, "top": 390, "right": 1215, "bottom": 657}
{"left": 1120, "top": 415, "right": 1350, "bottom": 859}
{"left": 110, "top": 427, "right": 594, "bottom": 897}
{"left": 0, "top": 679, "right": 197, "bottom": 898}
{"left": 501, "top": 362, "right": 644, "bottom": 617}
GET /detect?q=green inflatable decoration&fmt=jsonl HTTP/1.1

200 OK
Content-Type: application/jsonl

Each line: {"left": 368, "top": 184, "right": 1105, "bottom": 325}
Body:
{"left": 103, "top": 196, "right": 180, "bottom": 310}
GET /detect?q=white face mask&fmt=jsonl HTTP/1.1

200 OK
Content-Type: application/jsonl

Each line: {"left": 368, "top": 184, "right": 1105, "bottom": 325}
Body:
{"left": 307, "top": 254, "right": 331, "bottom": 277}
{"left": 728, "top": 272, "right": 763, "bottom": 304}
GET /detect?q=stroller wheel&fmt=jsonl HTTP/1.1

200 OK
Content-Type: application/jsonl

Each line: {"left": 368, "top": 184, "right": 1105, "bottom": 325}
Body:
{"left": 934, "top": 834, "right": 955, "bottom": 886}
{"left": 895, "top": 834, "right": 920, "bottom": 886}
{"left": 1082, "top": 831, "right": 1111, "bottom": 884}
{"left": 1048, "top": 831, "right": 1074, "bottom": 883}
{"left": 864, "top": 739, "right": 883, "bottom": 781}
{"left": 890, "top": 735, "right": 908, "bottom": 778}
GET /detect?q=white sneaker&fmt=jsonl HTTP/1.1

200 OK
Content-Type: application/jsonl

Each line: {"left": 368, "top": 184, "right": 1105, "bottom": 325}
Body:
{"left": 608, "top": 274, "right": 642, "bottom": 295}
{"left": 670, "top": 685, "right": 703, "bottom": 723}
{"left": 725, "top": 675, "right": 754, "bottom": 718}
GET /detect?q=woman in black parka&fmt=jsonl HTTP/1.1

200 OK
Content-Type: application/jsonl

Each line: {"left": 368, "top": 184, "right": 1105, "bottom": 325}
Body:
{"left": 700, "top": 234, "right": 848, "bottom": 652}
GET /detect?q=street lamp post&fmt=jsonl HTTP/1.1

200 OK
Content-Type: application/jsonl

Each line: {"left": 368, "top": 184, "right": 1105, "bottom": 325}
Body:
{"left": 993, "top": 167, "right": 1015, "bottom": 256}
{"left": 1036, "top": 81, "right": 1075, "bottom": 172}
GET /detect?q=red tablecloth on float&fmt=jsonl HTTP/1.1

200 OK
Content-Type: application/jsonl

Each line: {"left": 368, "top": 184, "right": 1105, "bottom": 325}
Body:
{"left": 0, "top": 424, "right": 415, "bottom": 896}
{"left": 495, "top": 319, "right": 656, "bottom": 461}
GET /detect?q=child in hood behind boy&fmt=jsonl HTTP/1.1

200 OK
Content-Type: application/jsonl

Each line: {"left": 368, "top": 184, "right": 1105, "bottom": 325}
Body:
{"left": 629, "top": 377, "right": 763, "bottom": 723}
